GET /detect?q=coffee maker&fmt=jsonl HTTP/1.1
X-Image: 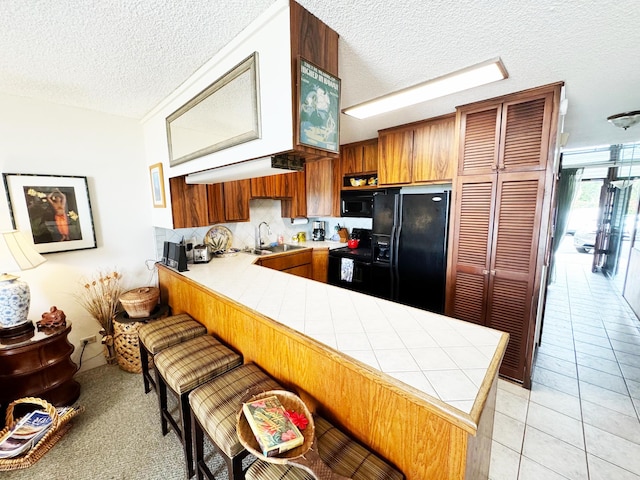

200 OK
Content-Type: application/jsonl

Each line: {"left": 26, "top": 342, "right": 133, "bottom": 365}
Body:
{"left": 312, "top": 221, "right": 325, "bottom": 241}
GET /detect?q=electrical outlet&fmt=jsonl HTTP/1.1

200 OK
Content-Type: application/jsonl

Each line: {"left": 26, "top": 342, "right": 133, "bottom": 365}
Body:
{"left": 81, "top": 335, "right": 97, "bottom": 344}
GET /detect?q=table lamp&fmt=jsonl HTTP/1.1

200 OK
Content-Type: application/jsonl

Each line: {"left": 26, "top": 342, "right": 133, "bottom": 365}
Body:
{"left": 0, "top": 230, "right": 46, "bottom": 338}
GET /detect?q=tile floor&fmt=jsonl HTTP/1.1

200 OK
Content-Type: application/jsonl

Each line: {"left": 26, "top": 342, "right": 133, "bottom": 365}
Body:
{"left": 489, "top": 245, "right": 640, "bottom": 479}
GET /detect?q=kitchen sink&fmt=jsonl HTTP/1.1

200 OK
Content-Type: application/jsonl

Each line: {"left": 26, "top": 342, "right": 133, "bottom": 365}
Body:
{"left": 245, "top": 244, "right": 306, "bottom": 255}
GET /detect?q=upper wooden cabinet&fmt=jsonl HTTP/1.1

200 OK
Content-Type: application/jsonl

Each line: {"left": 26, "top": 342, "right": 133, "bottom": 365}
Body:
{"left": 223, "top": 180, "right": 251, "bottom": 222}
{"left": 306, "top": 158, "right": 339, "bottom": 217}
{"left": 169, "top": 177, "right": 209, "bottom": 229}
{"left": 341, "top": 139, "right": 378, "bottom": 176}
{"left": 169, "top": 176, "right": 249, "bottom": 227}
{"left": 281, "top": 170, "right": 307, "bottom": 218}
{"left": 378, "top": 115, "right": 456, "bottom": 186}
{"left": 457, "top": 90, "right": 555, "bottom": 176}
{"left": 250, "top": 174, "right": 289, "bottom": 198}
{"left": 206, "top": 183, "right": 226, "bottom": 224}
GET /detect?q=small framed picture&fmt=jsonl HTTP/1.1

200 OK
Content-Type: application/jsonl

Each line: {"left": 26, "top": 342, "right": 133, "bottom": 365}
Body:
{"left": 149, "top": 163, "right": 166, "bottom": 208}
{"left": 3, "top": 173, "right": 97, "bottom": 254}
{"left": 297, "top": 57, "right": 340, "bottom": 153}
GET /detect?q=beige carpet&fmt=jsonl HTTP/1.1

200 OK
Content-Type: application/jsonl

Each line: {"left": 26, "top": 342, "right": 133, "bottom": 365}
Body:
{"left": 1, "top": 364, "right": 238, "bottom": 480}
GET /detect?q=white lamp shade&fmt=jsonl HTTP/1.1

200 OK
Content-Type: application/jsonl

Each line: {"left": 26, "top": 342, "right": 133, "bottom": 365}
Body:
{"left": 0, "top": 230, "right": 46, "bottom": 274}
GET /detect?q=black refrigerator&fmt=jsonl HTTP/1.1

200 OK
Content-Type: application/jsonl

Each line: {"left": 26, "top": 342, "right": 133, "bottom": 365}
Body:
{"left": 371, "top": 189, "right": 451, "bottom": 314}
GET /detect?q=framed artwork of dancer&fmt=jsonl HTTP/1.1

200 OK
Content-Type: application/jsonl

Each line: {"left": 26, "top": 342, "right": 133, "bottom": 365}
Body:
{"left": 3, "top": 173, "right": 97, "bottom": 254}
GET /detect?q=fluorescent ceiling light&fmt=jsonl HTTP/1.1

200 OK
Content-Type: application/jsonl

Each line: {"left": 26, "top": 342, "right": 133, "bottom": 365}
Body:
{"left": 342, "top": 58, "right": 508, "bottom": 119}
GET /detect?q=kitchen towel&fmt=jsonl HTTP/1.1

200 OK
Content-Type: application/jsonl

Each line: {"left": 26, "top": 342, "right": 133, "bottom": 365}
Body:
{"left": 340, "top": 258, "right": 354, "bottom": 282}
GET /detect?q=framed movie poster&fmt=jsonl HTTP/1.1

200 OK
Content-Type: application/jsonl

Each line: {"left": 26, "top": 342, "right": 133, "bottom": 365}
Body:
{"left": 298, "top": 57, "right": 340, "bottom": 153}
{"left": 3, "top": 173, "right": 97, "bottom": 254}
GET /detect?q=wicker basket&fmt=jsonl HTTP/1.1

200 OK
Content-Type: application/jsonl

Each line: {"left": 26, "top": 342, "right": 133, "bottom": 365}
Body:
{"left": 236, "top": 390, "right": 315, "bottom": 464}
{"left": 0, "top": 397, "right": 83, "bottom": 471}
{"left": 113, "top": 320, "right": 144, "bottom": 373}
{"left": 119, "top": 287, "right": 159, "bottom": 318}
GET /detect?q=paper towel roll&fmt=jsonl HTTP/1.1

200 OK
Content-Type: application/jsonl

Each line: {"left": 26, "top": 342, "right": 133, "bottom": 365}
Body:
{"left": 290, "top": 218, "right": 309, "bottom": 225}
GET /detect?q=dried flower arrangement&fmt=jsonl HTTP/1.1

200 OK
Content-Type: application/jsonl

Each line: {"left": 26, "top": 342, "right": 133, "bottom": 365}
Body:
{"left": 74, "top": 270, "right": 124, "bottom": 363}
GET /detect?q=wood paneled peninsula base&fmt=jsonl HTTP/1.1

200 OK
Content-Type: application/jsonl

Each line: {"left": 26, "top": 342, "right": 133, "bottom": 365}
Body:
{"left": 0, "top": 322, "right": 80, "bottom": 424}
{"left": 158, "top": 257, "right": 508, "bottom": 480}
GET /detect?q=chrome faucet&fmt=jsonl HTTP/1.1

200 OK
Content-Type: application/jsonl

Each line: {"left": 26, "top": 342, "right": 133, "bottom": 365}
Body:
{"left": 255, "top": 221, "right": 271, "bottom": 249}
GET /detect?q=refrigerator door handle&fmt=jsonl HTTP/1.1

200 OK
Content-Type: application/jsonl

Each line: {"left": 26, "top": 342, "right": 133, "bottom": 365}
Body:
{"left": 391, "top": 195, "right": 402, "bottom": 301}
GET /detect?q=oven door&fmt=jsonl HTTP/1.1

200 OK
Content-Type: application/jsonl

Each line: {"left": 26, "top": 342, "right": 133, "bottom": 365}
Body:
{"left": 328, "top": 255, "right": 372, "bottom": 294}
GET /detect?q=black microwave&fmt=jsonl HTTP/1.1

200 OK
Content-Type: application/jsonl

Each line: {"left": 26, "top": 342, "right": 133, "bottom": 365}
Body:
{"left": 340, "top": 190, "right": 376, "bottom": 217}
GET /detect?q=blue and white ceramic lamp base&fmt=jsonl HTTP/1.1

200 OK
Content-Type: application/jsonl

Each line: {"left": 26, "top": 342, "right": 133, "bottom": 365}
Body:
{"left": 0, "top": 277, "right": 31, "bottom": 329}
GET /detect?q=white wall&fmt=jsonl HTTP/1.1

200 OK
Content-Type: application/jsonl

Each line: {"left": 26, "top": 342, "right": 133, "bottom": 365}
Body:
{"left": 142, "top": 0, "right": 293, "bottom": 229}
{"left": 0, "top": 93, "right": 155, "bottom": 372}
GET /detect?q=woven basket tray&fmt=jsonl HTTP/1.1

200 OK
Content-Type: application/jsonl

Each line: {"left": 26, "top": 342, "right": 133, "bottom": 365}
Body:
{"left": 0, "top": 397, "right": 84, "bottom": 471}
{"left": 236, "top": 390, "right": 315, "bottom": 464}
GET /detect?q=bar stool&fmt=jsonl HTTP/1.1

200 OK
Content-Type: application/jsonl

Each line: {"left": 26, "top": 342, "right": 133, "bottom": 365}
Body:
{"left": 155, "top": 335, "right": 242, "bottom": 478}
{"left": 189, "top": 363, "right": 285, "bottom": 480}
{"left": 244, "top": 416, "right": 404, "bottom": 480}
{"left": 138, "top": 313, "right": 207, "bottom": 394}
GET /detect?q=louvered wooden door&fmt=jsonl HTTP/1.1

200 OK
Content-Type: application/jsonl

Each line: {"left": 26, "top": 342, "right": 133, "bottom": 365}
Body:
{"left": 449, "top": 85, "right": 560, "bottom": 383}
{"left": 458, "top": 105, "right": 501, "bottom": 175}
{"left": 499, "top": 93, "right": 554, "bottom": 172}
{"left": 447, "top": 175, "right": 496, "bottom": 325}
{"left": 485, "top": 171, "right": 545, "bottom": 380}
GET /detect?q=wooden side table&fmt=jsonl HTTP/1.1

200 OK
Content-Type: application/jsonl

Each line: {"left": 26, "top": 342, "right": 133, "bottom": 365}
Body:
{"left": 113, "top": 304, "right": 170, "bottom": 373}
{"left": 0, "top": 322, "right": 80, "bottom": 426}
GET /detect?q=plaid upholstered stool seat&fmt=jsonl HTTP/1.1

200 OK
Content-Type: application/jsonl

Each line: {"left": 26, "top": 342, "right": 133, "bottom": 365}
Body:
{"left": 138, "top": 313, "right": 207, "bottom": 394}
{"left": 245, "top": 416, "right": 404, "bottom": 480}
{"left": 189, "top": 363, "right": 284, "bottom": 480}
{"left": 155, "top": 335, "right": 242, "bottom": 479}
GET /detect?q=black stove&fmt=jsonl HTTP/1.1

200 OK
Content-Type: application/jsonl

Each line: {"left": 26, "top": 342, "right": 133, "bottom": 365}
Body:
{"left": 329, "top": 228, "right": 373, "bottom": 262}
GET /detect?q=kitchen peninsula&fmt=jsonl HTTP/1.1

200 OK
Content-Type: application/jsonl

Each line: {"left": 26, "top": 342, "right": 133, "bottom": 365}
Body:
{"left": 158, "top": 249, "right": 508, "bottom": 479}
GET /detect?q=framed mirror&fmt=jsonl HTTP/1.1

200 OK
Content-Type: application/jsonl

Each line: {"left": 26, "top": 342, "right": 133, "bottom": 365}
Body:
{"left": 167, "top": 52, "right": 261, "bottom": 167}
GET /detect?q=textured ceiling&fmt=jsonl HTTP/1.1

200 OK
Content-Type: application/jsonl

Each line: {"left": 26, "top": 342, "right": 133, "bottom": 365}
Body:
{"left": 2, "top": 0, "right": 640, "bottom": 150}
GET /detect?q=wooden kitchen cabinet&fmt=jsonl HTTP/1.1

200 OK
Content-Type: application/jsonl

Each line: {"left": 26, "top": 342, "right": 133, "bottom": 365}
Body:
{"left": 250, "top": 174, "right": 289, "bottom": 198}
{"left": 256, "top": 250, "right": 313, "bottom": 279}
{"left": 457, "top": 90, "right": 555, "bottom": 176}
{"left": 281, "top": 170, "right": 307, "bottom": 218}
{"left": 170, "top": 176, "right": 250, "bottom": 226}
{"left": 446, "top": 83, "right": 561, "bottom": 385}
{"left": 206, "top": 183, "right": 226, "bottom": 224}
{"left": 311, "top": 248, "right": 329, "bottom": 283}
{"left": 169, "top": 177, "right": 209, "bottom": 228}
{"left": 306, "top": 157, "right": 340, "bottom": 217}
{"left": 341, "top": 138, "right": 378, "bottom": 177}
{"left": 223, "top": 179, "right": 251, "bottom": 222}
{"left": 378, "top": 114, "right": 456, "bottom": 186}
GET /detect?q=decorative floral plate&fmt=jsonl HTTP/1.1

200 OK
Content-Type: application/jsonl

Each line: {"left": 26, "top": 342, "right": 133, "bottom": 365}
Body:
{"left": 204, "top": 225, "right": 233, "bottom": 254}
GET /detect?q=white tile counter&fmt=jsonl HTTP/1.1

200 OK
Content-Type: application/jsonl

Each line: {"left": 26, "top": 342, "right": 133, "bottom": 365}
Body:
{"left": 176, "top": 248, "right": 507, "bottom": 416}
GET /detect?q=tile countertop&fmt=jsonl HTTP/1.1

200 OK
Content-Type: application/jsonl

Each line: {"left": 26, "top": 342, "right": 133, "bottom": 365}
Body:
{"left": 178, "top": 247, "right": 508, "bottom": 418}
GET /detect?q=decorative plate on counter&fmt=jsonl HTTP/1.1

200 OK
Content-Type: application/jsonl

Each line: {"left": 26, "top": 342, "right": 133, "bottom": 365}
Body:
{"left": 204, "top": 225, "right": 233, "bottom": 254}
